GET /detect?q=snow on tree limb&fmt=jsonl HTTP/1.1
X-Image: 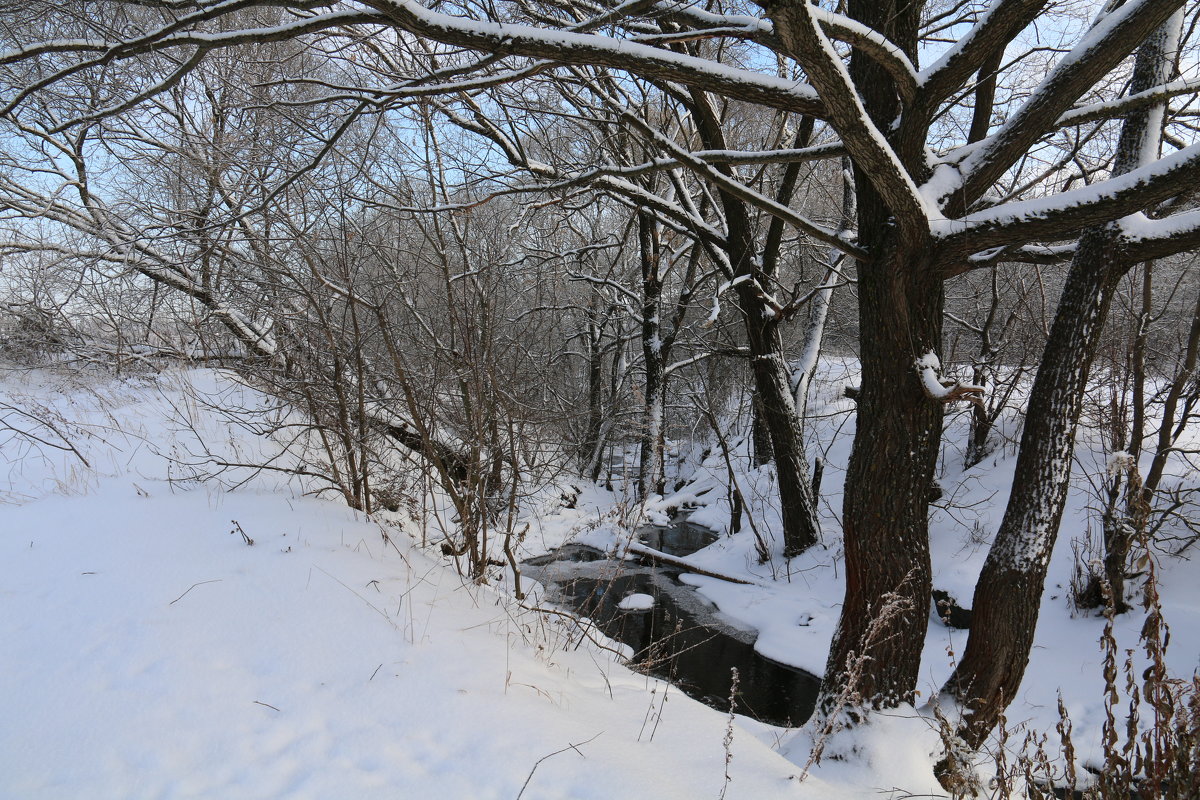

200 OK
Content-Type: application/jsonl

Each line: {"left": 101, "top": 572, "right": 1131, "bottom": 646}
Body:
{"left": 949, "top": 0, "right": 1186, "bottom": 212}
{"left": 1055, "top": 76, "right": 1200, "bottom": 129}
{"left": 914, "top": 352, "right": 986, "bottom": 411}
{"left": 918, "top": 0, "right": 1049, "bottom": 108}
{"left": 362, "top": 0, "right": 826, "bottom": 116}
{"left": 935, "top": 143, "right": 1200, "bottom": 255}
{"left": 766, "top": 0, "right": 929, "bottom": 246}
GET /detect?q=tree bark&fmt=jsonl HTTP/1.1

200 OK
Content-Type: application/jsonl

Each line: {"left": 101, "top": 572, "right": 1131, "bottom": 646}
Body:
{"left": 583, "top": 313, "right": 608, "bottom": 482}
{"left": 637, "top": 211, "right": 667, "bottom": 497}
{"left": 820, "top": 241, "right": 943, "bottom": 711}
{"left": 944, "top": 233, "right": 1126, "bottom": 745}
{"left": 737, "top": 285, "right": 821, "bottom": 556}
{"left": 817, "top": 0, "right": 938, "bottom": 715}
{"left": 751, "top": 392, "right": 774, "bottom": 467}
{"left": 944, "top": 14, "right": 1184, "bottom": 746}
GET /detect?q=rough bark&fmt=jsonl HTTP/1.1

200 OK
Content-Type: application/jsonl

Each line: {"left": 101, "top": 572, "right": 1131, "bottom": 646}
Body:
{"left": 736, "top": 281, "right": 821, "bottom": 556}
{"left": 944, "top": 234, "right": 1126, "bottom": 745}
{"left": 583, "top": 314, "right": 608, "bottom": 482}
{"left": 817, "top": 0, "right": 938, "bottom": 714}
{"left": 821, "top": 241, "right": 943, "bottom": 711}
{"left": 944, "top": 14, "right": 1184, "bottom": 746}
{"left": 750, "top": 394, "right": 775, "bottom": 467}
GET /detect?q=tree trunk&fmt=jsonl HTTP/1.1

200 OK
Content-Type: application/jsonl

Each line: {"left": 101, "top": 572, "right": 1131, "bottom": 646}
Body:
{"left": 820, "top": 241, "right": 943, "bottom": 712}
{"left": 945, "top": 236, "right": 1126, "bottom": 745}
{"left": 964, "top": 267, "right": 1004, "bottom": 469}
{"left": 943, "top": 13, "right": 1181, "bottom": 747}
{"left": 737, "top": 284, "right": 821, "bottom": 556}
{"left": 583, "top": 315, "right": 607, "bottom": 482}
{"left": 1103, "top": 504, "right": 1135, "bottom": 614}
{"left": 638, "top": 367, "right": 666, "bottom": 497}
{"left": 685, "top": 85, "right": 819, "bottom": 555}
{"left": 793, "top": 157, "right": 852, "bottom": 426}
{"left": 817, "top": 0, "right": 935, "bottom": 716}
{"left": 751, "top": 392, "right": 774, "bottom": 467}
{"left": 964, "top": 401, "right": 993, "bottom": 469}
{"left": 637, "top": 211, "right": 667, "bottom": 497}
{"left": 1143, "top": 284, "right": 1200, "bottom": 496}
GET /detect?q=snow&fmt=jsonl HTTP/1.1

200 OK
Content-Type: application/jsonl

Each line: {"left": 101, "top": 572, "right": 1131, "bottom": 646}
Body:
{"left": 0, "top": 366, "right": 884, "bottom": 799}
{"left": 808, "top": 7, "right": 919, "bottom": 88}
{"left": 618, "top": 593, "right": 655, "bottom": 611}
{"left": 1107, "top": 449, "right": 1135, "bottom": 475}
{"left": 560, "top": 354, "right": 1200, "bottom": 789}
{"left": 4, "top": 360, "right": 1198, "bottom": 797}
{"left": 381, "top": 0, "right": 820, "bottom": 105}
{"left": 917, "top": 0, "right": 1008, "bottom": 87}
{"left": 915, "top": 351, "right": 953, "bottom": 399}
{"left": 933, "top": 141, "right": 1200, "bottom": 240}
{"left": 1119, "top": 207, "right": 1200, "bottom": 244}
{"left": 913, "top": 351, "right": 983, "bottom": 400}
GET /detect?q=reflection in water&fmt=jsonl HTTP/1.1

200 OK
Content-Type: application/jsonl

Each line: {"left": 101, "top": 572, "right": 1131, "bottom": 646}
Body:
{"left": 637, "top": 517, "right": 718, "bottom": 557}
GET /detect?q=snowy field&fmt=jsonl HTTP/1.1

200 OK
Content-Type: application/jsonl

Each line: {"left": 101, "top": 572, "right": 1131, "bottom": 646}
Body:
{"left": 1, "top": 362, "right": 1197, "bottom": 798}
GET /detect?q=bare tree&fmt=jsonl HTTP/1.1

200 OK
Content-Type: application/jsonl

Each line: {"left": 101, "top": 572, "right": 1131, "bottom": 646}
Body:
{"left": 944, "top": 9, "right": 1189, "bottom": 748}
{"left": 5, "top": 0, "right": 1200, "bottom": 748}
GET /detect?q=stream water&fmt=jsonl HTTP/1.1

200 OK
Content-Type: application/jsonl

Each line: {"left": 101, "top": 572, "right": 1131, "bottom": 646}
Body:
{"left": 525, "top": 518, "right": 821, "bottom": 727}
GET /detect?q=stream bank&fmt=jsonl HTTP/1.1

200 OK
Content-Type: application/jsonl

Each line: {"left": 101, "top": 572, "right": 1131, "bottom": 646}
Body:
{"left": 525, "top": 517, "right": 821, "bottom": 727}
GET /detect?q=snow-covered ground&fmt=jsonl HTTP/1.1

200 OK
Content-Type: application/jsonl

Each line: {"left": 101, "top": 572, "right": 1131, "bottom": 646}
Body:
{"left": 2, "top": 361, "right": 1197, "bottom": 797}
{"left": 0, "top": 366, "right": 942, "bottom": 798}
{"left": 526, "top": 355, "right": 1200, "bottom": 785}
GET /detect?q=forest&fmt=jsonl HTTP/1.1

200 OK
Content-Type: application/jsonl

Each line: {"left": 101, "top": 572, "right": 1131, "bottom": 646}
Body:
{"left": 2, "top": 1, "right": 1200, "bottom": 797}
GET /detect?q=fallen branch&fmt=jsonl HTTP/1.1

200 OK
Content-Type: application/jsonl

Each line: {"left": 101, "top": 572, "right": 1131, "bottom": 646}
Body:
{"left": 624, "top": 542, "right": 758, "bottom": 586}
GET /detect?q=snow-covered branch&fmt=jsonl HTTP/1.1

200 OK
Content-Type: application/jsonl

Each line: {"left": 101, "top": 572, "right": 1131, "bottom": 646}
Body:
{"left": 914, "top": 351, "right": 985, "bottom": 410}
{"left": 767, "top": 1, "right": 929, "bottom": 246}
{"left": 949, "top": 0, "right": 1185, "bottom": 211}
{"left": 935, "top": 143, "right": 1200, "bottom": 254}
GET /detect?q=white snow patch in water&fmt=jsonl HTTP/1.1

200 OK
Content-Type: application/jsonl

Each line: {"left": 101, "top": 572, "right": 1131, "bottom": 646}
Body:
{"left": 618, "top": 593, "right": 656, "bottom": 611}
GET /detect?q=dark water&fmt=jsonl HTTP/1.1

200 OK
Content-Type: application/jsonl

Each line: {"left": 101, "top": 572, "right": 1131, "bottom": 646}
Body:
{"left": 526, "top": 519, "right": 821, "bottom": 727}
{"left": 637, "top": 517, "right": 718, "bottom": 557}
{"left": 523, "top": 544, "right": 608, "bottom": 566}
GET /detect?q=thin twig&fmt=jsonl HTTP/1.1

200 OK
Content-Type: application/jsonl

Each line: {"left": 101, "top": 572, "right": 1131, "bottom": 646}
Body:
{"left": 518, "top": 604, "right": 629, "bottom": 659}
{"left": 515, "top": 732, "right": 602, "bottom": 800}
{"left": 168, "top": 579, "right": 222, "bottom": 606}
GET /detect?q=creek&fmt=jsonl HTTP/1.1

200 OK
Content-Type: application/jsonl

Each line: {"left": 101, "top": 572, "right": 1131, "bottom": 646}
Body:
{"left": 524, "top": 517, "right": 821, "bottom": 727}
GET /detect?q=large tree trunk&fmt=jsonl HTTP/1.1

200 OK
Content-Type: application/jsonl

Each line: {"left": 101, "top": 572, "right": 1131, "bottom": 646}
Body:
{"left": 820, "top": 240, "right": 944, "bottom": 711}
{"left": 944, "top": 15, "right": 1183, "bottom": 746}
{"left": 944, "top": 234, "right": 1126, "bottom": 745}
{"left": 817, "top": 0, "right": 937, "bottom": 715}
